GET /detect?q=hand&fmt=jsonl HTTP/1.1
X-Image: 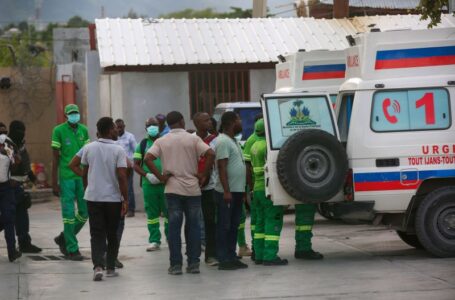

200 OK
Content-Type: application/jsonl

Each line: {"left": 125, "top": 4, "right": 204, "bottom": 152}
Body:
{"left": 197, "top": 173, "right": 208, "bottom": 187}
{"left": 159, "top": 173, "right": 172, "bottom": 184}
{"left": 146, "top": 173, "right": 161, "bottom": 184}
{"left": 121, "top": 201, "right": 129, "bottom": 217}
{"left": 223, "top": 191, "right": 232, "bottom": 204}
{"left": 52, "top": 183, "right": 60, "bottom": 197}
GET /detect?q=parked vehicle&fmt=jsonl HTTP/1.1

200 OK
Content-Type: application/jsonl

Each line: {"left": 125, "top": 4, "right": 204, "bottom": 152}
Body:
{"left": 263, "top": 28, "right": 455, "bottom": 257}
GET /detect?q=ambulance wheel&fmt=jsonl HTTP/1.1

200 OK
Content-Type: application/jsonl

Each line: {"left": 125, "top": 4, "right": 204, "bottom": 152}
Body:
{"left": 317, "top": 203, "right": 336, "bottom": 220}
{"left": 277, "top": 129, "right": 348, "bottom": 204}
{"left": 415, "top": 186, "right": 455, "bottom": 258}
{"left": 396, "top": 231, "right": 423, "bottom": 249}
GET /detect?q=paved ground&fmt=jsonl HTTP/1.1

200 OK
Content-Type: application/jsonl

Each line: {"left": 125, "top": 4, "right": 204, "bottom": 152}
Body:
{"left": 1, "top": 199, "right": 454, "bottom": 300}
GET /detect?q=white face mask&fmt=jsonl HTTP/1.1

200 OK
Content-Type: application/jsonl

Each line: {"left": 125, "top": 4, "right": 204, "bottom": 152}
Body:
{"left": 0, "top": 134, "right": 6, "bottom": 144}
{"left": 234, "top": 133, "right": 242, "bottom": 142}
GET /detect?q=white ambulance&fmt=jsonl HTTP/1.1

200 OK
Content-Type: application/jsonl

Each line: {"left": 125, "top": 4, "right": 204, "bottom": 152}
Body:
{"left": 262, "top": 28, "right": 455, "bottom": 257}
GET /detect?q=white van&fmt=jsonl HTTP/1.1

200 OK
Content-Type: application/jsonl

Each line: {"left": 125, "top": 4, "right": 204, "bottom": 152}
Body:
{"left": 263, "top": 28, "right": 455, "bottom": 257}
{"left": 212, "top": 102, "right": 262, "bottom": 143}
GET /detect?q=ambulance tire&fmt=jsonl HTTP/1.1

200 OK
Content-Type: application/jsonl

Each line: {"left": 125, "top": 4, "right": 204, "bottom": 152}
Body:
{"left": 277, "top": 129, "right": 348, "bottom": 204}
{"left": 317, "top": 203, "right": 336, "bottom": 220}
{"left": 396, "top": 231, "right": 423, "bottom": 249}
{"left": 415, "top": 186, "right": 455, "bottom": 258}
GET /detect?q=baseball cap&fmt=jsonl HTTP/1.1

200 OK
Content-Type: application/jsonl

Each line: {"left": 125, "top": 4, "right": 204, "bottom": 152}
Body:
{"left": 254, "top": 118, "right": 265, "bottom": 134}
{"left": 64, "top": 104, "right": 79, "bottom": 115}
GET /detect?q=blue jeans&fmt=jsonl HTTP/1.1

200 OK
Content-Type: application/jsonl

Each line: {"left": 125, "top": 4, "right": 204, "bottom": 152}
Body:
{"left": 166, "top": 193, "right": 201, "bottom": 266}
{"left": 127, "top": 172, "right": 135, "bottom": 212}
{"left": 0, "top": 183, "right": 17, "bottom": 252}
{"left": 215, "top": 191, "right": 244, "bottom": 263}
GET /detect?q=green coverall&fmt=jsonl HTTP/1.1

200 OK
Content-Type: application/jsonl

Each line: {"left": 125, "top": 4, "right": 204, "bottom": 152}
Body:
{"left": 51, "top": 122, "right": 90, "bottom": 253}
{"left": 251, "top": 134, "right": 284, "bottom": 262}
{"left": 295, "top": 204, "right": 317, "bottom": 252}
{"left": 134, "top": 138, "right": 168, "bottom": 244}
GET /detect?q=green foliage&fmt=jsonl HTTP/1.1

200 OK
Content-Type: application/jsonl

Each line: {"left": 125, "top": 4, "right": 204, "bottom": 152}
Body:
{"left": 124, "top": 8, "right": 148, "bottom": 19}
{"left": 159, "top": 7, "right": 252, "bottom": 19}
{"left": 417, "top": 0, "right": 449, "bottom": 28}
{"left": 66, "top": 15, "right": 90, "bottom": 28}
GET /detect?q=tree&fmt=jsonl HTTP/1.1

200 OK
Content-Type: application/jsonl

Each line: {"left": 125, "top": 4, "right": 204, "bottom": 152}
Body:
{"left": 124, "top": 8, "right": 147, "bottom": 19}
{"left": 66, "top": 15, "right": 89, "bottom": 28}
{"left": 417, "top": 0, "right": 449, "bottom": 28}
{"left": 159, "top": 7, "right": 253, "bottom": 19}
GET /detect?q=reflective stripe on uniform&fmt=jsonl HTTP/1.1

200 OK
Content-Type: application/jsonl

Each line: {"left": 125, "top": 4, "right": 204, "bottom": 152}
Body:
{"left": 251, "top": 225, "right": 256, "bottom": 231}
{"left": 164, "top": 218, "right": 168, "bottom": 223}
{"left": 238, "top": 223, "right": 245, "bottom": 229}
{"left": 63, "top": 218, "right": 75, "bottom": 224}
{"left": 147, "top": 218, "right": 160, "bottom": 225}
{"left": 253, "top": 166, "right": 264, "bottom": 174}
{"left": 295, "top": 225, "right": 313, "bottom": 231}
{"left": 75, "top": 213, "right": 87, "bottom": 222}
{"left": 51, "top": 141, "right": 61, "bottom": 149}
{"left": 254, "top": 233, "right": 265, "bottom": 239}
{"left": 133, "top": 153, "right": 142, "bottom": 159}
{"left": 265, "top": 235, "right": 280, "bottom": 241}
{"left": 243, "top": 154, "right": 251, "bottom": 161}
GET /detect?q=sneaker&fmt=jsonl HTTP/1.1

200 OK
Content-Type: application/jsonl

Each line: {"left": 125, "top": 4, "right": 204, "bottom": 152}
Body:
{"left": 93, "top": 267, "right": 103, "bottom": 281}
{"left": 146, "top": 242, "right": 160, "bottom": 252}
{"left": 126, "top": 211, "right": 135, "bottom": 218}
{"left": 168, "top": 265, "right": 183, "bottom": 275}
{"left": 115, "top": 259, "right": 124, "bottom": 269}
{"left": 218, "top": 261, "right": 239, "bottom": 271}
{"left": 294, "top": 250, "right": 324, "bottom": 260}
{"left": 8, "top": 249, "right": 22, "bottom": 262}
{"left": 106, "top": 269, "right": 119, "bottom": 277}
{"left": 205, "top": 257, "right": 219, "bottom": 266}
{"left": 54, "top": 233, "right": 67, "bottom": 255}
{"left": 186, "top": 263, "right": 200, "bottom": 274}
{"left": 232, "top": 259, "right": 248, "bottom": 269}
{"left": 238, "top": 245, "right": 252, "bottom": 257}
{"left": 66, "top": 252, "right": 84, "bottom": 261}
{"left": 19, "top": 243, "right": 42, "bottom": 253}
{"left": 263, "top": 257, "right": 288, "bottom": 266}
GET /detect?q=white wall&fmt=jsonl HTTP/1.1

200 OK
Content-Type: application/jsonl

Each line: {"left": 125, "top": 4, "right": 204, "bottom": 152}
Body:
{"left": 250, "top": 69, "right": 276, "bottom": 101}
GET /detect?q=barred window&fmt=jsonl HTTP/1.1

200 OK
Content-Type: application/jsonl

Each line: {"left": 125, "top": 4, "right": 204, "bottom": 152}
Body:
{"left": 189, "top": 70, "right": 250, "bottom": 116}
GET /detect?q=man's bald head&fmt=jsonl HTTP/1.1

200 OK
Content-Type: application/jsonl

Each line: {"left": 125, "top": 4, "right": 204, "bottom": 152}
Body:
{"left": 193, "top": 112, "right": 211, "bottom": 132}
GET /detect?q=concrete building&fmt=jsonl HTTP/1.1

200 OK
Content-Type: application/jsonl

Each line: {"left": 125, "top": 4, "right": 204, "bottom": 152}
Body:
{"left": 89, "top": 15, "right": 455, "bottom": 138}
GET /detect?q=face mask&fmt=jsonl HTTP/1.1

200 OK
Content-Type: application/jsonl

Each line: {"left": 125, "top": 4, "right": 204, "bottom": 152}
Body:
{"left": 147, "top": 125, "right": 160, "bottom": 137}
{"left": 0, "top": 134, "right": 6, "bottom": 144}
{"left": 234, "top": 133, "right": 242, "bottom": 142}
{"left": 67, "top": 113, "right": 80, "bottom": 124}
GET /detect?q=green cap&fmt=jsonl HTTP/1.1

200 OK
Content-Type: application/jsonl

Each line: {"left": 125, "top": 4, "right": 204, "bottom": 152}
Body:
{"left": 254, "top": 118, "right": 265, "bottom": 135}
{"left": 64, "top": 104, "right": 79, "bottom": 115}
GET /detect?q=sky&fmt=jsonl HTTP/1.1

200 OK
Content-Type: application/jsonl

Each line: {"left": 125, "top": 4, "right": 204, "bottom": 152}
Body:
{"left": 0, "top": 0, "right": 297, "bottom": 24}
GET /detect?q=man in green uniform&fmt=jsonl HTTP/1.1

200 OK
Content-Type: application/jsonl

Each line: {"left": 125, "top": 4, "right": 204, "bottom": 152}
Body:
{"left": 133, "top": 117, "right": 168, "bottom": 252}
{"left": 250, "top": 119, "right": 287, "bottom": 266}
{"left": 294, "top": 204, "right": 324, "bottom": 259}
{"left": 238, "top": 114, "right": 263, "bottom": 259}
{"left": 52, "top": 104, "right": 90, "bottom": 260}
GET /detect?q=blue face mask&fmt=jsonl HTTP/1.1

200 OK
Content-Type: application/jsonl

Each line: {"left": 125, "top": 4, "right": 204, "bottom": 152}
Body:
{"left": 67, "top": 113, "right": 80, "bottom": 124}
{"left": 147, "top": 125, "right": 160, "bottom": 137}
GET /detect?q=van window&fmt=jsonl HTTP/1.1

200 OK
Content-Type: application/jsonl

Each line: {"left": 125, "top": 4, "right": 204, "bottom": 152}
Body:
{"left": 234, "top": 107, "right": 262, "bottom": 141}
{"left": 265, "top": 96, "right": 335, "bottom": 150}
{"left": 371, "top": 88, "right": 450, "bottom": 132}
{"left": 330, "top": 94, "right": 337, "bottom": 107}
{"left": 337, "top": 94, "right": 354, "bottom": 145}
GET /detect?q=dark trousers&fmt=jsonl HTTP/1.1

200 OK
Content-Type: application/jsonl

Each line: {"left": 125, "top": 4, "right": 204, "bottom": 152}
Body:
{"left": 127, "top": 172, "right": 135, "bottom": 212}
{"left": 87, "top": 201, "right": 121, "bottom": 270}
{"left": 201, "top": 189, "right": 216, "bottom": 260}
{"left": 166, "top": 193, "right": 201, "bottom": 266}
{"left": 13, "top": 186, "right": 32, "bottom": 247}
{"left": 0, "top": 183, "right": 16, "bottom": 252}
{"left": 215, "top": 191, "right": 244, "bottom": 263}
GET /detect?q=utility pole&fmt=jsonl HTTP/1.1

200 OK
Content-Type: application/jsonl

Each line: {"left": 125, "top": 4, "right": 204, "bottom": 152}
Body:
{"left": 333, "top": 0, "right": 349, "bottom": 18}
{"left": 253, "top": 0, "right": 267, "bottom": 18}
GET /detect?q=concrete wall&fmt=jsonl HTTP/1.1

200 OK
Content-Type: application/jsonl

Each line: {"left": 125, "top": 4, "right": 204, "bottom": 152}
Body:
{"left": 0, "top": 67, "right": 55, "bottom": 183}
{"left": 250, "top": 69, "right": 276, "bottom": 101}
{"left": 53, "top": 28, "right": 90, "bottom": 65}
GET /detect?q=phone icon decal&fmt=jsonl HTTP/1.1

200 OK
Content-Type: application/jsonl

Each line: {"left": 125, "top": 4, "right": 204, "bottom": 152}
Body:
{"left": 382, "top": 98, "right": 400, "bottom": 124}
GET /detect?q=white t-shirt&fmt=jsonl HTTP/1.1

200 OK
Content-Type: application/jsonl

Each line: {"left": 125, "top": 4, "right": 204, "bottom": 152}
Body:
{"left": 81, "top": 138, "right": 127, "bottom": 202}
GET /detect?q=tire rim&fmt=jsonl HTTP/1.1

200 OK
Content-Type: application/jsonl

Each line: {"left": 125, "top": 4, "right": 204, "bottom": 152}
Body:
{"left": 437, "top": 205, "right": 455, "bottom": 240}
{"left": 296, "top": 145, "right": 335, "bottom": 188}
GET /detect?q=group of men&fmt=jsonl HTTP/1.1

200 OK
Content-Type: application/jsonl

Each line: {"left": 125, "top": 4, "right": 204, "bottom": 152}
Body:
{"left": 1, "top": 102, "right": 323, "bottom": 281}
{"left": 0, "top": 120, "right": 42, "bottom": 263}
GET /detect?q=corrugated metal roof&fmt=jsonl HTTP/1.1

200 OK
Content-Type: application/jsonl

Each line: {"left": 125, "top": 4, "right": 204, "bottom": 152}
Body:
{"left": 319, "top": 0, "right": 420, "bottom": 9}
{"left": 95, "top": 15, "right": 455, "bottom": 68}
